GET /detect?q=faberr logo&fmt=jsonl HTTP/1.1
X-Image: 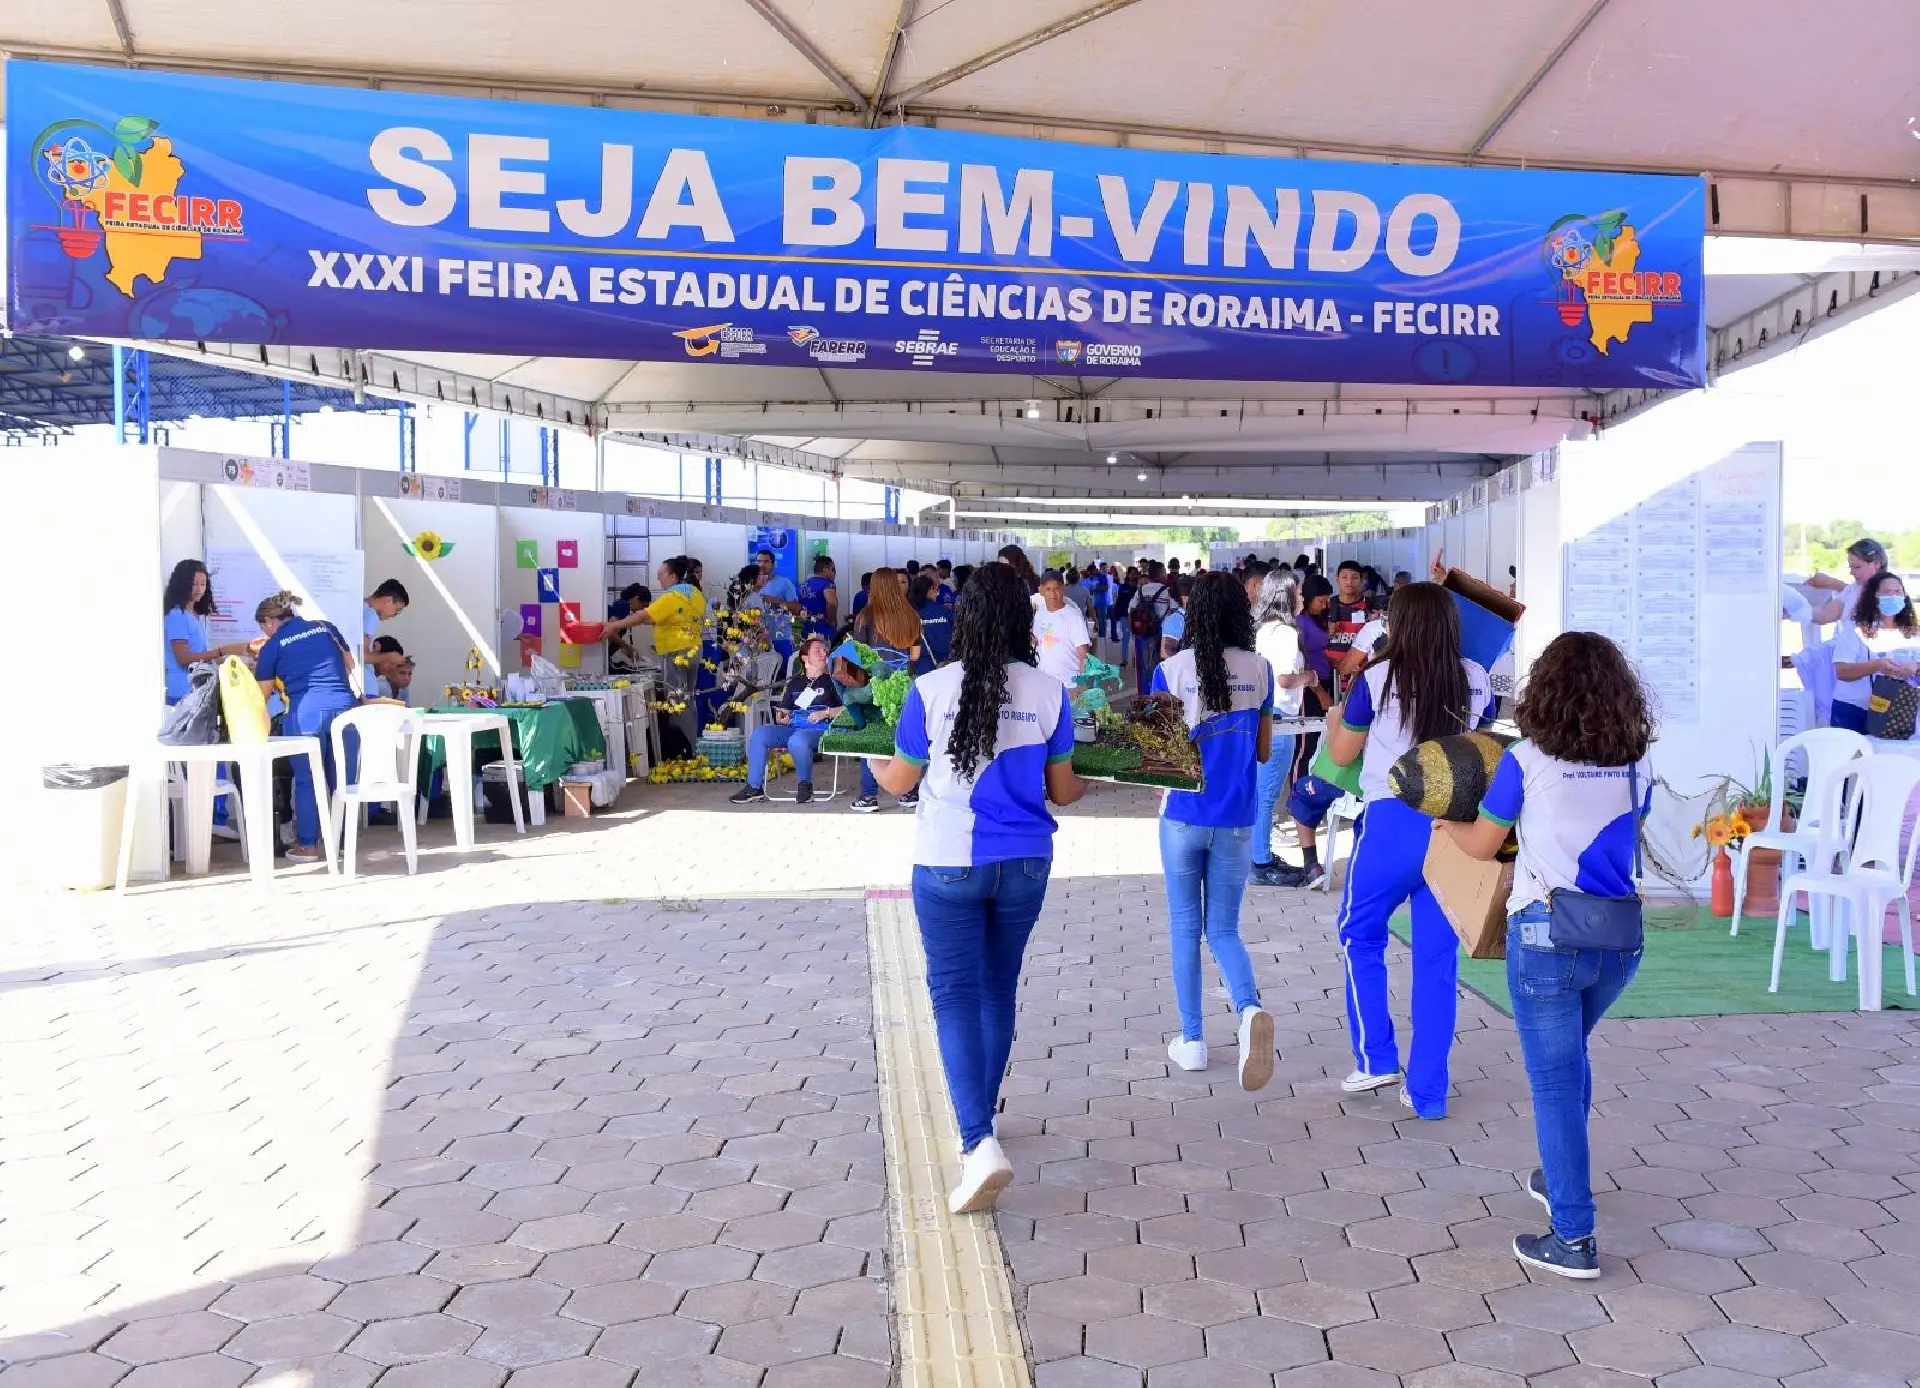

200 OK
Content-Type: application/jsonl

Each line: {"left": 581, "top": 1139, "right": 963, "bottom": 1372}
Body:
{"left": 895, "top": 327, "right": 958, "bottom": 366}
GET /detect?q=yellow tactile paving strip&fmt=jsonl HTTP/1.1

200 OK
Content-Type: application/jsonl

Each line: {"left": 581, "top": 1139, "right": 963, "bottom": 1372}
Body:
{"left": 867, "top": 888, "right": 1032, "bottom": 1388}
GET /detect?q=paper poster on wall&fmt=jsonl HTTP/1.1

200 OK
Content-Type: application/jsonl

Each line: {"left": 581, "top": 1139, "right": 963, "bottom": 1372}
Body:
{"left": 517, "top": 633, "right": 540, "bottom": 668}
{"left": 558, "top": 601, "right": 581, "bottom": 630}
{"left": 516, "top": 540, "right": 539, "bottom": 568}
{"left": 399, "top": 475, "right": 461, "bottom": 502}
{"left": 558, "top": 642, "right": 582, "bottom": 669}
{"left": 519, "top": 604, "right": 542, "bottom": 637}
{"left": 557, "top": 539, "right": 579, "bottom": 568}
{"left": 808, "top": 538, "right": 831, "bottom": 559}
{"left": 206, "top": 547, "right": 363, "bottom": 647}
{"left": 536, "top": 568, "right": 561, "bottom": 602}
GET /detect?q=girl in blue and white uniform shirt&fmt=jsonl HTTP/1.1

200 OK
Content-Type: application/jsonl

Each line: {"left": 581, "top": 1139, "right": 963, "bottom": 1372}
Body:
{"left": 869, "top": 562, "right": 1085, "bottom": 1216}
{"left": 1441, "top": 631, "right": 1653, "bottom": 1279}
{"left": 1324, "top": 583, "right": 1496, "bottom": 1118}
{"left": 1151, "top": 571, "right": 1278, "bottom": 1091}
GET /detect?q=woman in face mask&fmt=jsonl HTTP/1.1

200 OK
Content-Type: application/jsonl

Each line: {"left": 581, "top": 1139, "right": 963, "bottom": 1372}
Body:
{"left": 1830, "top": 573, "right": 1920, "bottom": 733}
{"left": 1806, "top": 538, "right": 1890, "bottom": 627}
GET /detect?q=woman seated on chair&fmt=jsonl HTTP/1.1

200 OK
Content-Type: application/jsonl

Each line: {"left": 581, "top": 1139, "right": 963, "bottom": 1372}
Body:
{"left": 730, "top": 637, "right": 842, "bottom": 806}
{"left": 252, "top": 590, "right": 358, "bottom": 864}
{"left": 1830, "top": 573, "right": 1920, "bottom": 735}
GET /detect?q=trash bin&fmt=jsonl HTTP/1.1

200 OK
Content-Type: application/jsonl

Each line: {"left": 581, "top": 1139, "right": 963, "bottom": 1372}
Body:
{"left": 40, "top": 764, "right": 130, "bottom": 890}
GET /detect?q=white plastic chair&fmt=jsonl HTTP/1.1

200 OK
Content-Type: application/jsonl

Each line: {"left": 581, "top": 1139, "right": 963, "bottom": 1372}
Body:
{"left": 740, "top": 652, "right": 791, "bottom": 741}
{"left": 1316, "top": 794, "right": 1365, "bottom": 892}
{"left": 168, "top": 763, "right": 246, "bottom": 864}
{"left": 330, "top": 705, "right": 425, "bottom": 879}
{"left": 1731, "top": 728, "right": 1871, "bottom": 935}
{"left": 1773, "top": 756, "right": 1920, "bottom": 1010}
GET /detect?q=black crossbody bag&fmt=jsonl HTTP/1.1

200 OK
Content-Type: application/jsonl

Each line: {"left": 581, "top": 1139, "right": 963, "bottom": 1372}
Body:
{"left": 1545, "top": 763, "right": 1645, "bottom": 952}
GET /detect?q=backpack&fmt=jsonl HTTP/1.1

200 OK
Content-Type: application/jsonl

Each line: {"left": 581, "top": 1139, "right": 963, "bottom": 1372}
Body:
{"left": 1129, "top": 583, "right": 1166, "bottom": 639}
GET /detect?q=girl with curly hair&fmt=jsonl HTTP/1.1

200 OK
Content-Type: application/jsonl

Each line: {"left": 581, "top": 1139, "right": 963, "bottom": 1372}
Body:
{"left": 869, "top": 562, "right": 1085, "bottom": 1215}
{"left": 1441, "top": 631, "right": 1653, "bottom": 1279}
{"left": 1151, "top": 570, "right": 1278, "bottom": 1090}
{"left": 1323, "top": 582, "right": 1495, "bottom": 1118}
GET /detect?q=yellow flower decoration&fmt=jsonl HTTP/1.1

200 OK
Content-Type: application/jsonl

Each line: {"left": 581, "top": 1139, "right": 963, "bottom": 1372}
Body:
{"left": 1704, "top": 817, "right": 1733, "bottom": 849}
{"left": 406, "top": 530, "right": 454, "bottom": 561}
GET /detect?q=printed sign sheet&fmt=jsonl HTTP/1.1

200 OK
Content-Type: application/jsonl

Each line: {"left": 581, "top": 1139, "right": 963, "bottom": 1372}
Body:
{"left": 7, "top": 60, "right": 1705, "bottom": 389}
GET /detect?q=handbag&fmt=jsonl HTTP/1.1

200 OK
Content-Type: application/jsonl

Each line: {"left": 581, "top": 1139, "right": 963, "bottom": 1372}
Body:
{"left": 1545, "top": 763, "right": 1644, "bottom": 951}
{"left": 1866, "top": 675, "right": 1919, "bottom": 740}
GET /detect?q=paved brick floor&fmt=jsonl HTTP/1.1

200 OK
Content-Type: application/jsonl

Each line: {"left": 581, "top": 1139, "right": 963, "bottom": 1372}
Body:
{"left": 3, "top": 783, "right": 1918, "bottom": 1387}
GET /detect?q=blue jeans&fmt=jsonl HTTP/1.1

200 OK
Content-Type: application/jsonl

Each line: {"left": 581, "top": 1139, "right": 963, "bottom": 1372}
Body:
{"left": 1252, "top": 731, "right": 1298, "bottom": 867}
{"left": 1133, "top": 636, "right": 1159, "bottom": 693}
{"left": 912, "top": 858, "right": 1053, "bottom": 1150}
{"left": 290, "top": 691, "right": 357, "bottom": 848}
{"left": 1831, "top": 701, "right": 1868, "bottom": 733}
{"left": 1507, "top": 903, "right": 1642, "bottom": 1241}
{"left": 747, "top": 721, "right": 826, "bottom": 787}
{"left": 1159, "top": 818, "right": 1262, "bottom": 1041}
{"left": 1337, "top": 799, "right": 1458, "bottom": 1115}
{"left": 860, "top": 760, "right": 879, "bottom": 797}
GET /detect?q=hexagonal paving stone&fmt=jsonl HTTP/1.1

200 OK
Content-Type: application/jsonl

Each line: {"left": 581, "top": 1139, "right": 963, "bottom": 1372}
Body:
{"left": 1567, "top": 1323, "right": 1700, "bottom": 1376}
{"left": 1141, "top": 1279, "right": 1256, "bottom": 1329}
{"left": 446, "top": 1280, "right": 569, "bottom": 1327}
{"left": 1447, "top": 1322, "right": 1577, "bottom": 1377}
{"left": 1327, "top": 1320, "right": 1452, "bottom": 1374}
{"left": 1484, "top": 1284, "right": 1608, "bottom": 1334}
{"left": 1370, "top": 1283, "right": 1494, "bottom": 1333}
{"left": 713, "top": 1316, "right": 841, "bottom": 1368}
{"left": 1026, "top": 1276, "right": 1143, "bottom": 1325}
{"left": 222, "top": 1313, "right": 359, "bottom": 1366}
{"left": 100, "top": 1313, "right": 241, "bottom": 1366}
{"left": 592, "top": 1315, "right": 721, "bottom": 1367}
{"left": 468, "top": 1317, "right": 601, "bottom": 1369}
{"left": 1081, "top": 1314, "right": 1202, "bottom": 1370}
{"left": 511, "top": 1215, "right": 619, "bottom": 1253}
{"left": 1684, "top": 1323, "right": 1823, "bottom": 1377}
{"left": 210, "top": 1276, "right": 342, "bottom": 1323}
{"left": 1205, "top": 1316, "right": 1329, "bottom": 1371}
{"left": 346, "top": 1314, "right": 481, "bottom": 1367}
{"left": 718, "top": 1211, "right": 829, "bottom": 1254}
{"left": 1258, "top": 1282, "right": 1376, "bottom": 1330}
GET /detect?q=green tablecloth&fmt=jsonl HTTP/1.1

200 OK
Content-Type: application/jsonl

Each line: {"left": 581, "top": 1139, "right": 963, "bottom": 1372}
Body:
{"left": 422, "top": 699, "right": 607, "bottom": 792}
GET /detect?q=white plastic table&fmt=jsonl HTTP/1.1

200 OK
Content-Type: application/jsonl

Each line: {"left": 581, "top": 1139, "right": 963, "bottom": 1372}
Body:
{"left": 417, "top": 712, "right": 528, "bottom": 848}
{"left": 117, "top": 737, "right": 337, "bottom": 890}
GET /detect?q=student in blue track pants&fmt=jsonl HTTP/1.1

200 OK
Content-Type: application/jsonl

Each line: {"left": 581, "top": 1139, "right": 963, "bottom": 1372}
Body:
{"left": 1322, "top": 582, "right": 1496, "bottom": 1118}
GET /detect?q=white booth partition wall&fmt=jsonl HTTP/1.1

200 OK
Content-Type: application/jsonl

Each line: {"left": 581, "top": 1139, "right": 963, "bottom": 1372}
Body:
{"left": 497, "top": 490, "right": 610, "bottom": 676}
{"left": 365, "top": 496, "right": 500, "bottom": 699}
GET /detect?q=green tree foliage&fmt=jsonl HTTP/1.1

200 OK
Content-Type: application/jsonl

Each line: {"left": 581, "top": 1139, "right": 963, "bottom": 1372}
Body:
{"left": 1783, "top": 520, "right": 1920, "bottom": 575}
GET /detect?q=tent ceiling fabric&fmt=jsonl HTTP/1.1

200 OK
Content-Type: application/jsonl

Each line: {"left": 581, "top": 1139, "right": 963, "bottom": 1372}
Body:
{"left": 7, "top": 0, "right": 1917, "bottom": 501}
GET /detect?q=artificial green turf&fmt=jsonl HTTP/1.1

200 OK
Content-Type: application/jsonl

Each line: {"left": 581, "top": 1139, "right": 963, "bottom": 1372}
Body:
{"left": 1389, "top": 905, "right": 1915, "bottom": 1017}
{"left": 820, "top": 720, "right": 1197, "bottom": 789}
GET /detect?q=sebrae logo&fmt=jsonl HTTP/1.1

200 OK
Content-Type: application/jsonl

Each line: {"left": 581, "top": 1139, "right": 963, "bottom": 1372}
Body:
{"left": 1543, "top": 211, "right": 1684, "bottom": 356}
{"left": 30, "top": 113, "right": 245, "bottom": 298}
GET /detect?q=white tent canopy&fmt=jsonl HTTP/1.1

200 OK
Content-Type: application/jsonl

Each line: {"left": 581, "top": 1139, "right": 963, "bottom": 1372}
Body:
{"left": 5, "top": 0, "right": 1917, "bottom": 502}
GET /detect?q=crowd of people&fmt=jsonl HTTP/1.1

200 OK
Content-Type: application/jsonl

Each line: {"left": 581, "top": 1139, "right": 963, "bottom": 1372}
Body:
{"left": 840, "top": 546, "right": 1653, "bottom": 1283}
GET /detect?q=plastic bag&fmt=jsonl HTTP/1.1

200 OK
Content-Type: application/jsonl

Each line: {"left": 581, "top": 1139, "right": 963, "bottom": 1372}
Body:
{"left": 159, "top": 665, "right": 224, "bottom": 746}
{"left": 218, "top": 655, "right": 270, "bottom": 744}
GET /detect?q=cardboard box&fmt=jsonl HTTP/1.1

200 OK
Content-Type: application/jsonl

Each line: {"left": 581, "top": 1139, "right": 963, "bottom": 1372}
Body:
{"left": 1423, "top": 827, "right": 1512, "bottom": 960}
{"left": 1441, "top": 568, "right": 1525, "bottom": 675}
{"left": 560, "top": 781, "right": 595, "bottom": 819}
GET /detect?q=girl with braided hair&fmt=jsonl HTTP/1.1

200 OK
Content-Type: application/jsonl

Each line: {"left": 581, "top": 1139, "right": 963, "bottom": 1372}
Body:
{"left": 869, "top": 562, "right": 1084, "bottom": 1215}
{"left": 1150, "top": 570, "right": 1278, "bottom": 1090}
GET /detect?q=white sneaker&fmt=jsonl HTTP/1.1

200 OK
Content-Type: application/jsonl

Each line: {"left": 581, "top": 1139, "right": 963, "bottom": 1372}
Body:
{"left": 1341, "top": 1068, "right": 1403, "bottom": 1094}
{"left": 1237, "top": 1007, "right": 1275, "bottom": 1092}
{"left": 948, "top": 1137, "right": 1014, "bottom": 1215}
{"left": 1167, "top": 1038, "right": 1210, "bottom": 1072}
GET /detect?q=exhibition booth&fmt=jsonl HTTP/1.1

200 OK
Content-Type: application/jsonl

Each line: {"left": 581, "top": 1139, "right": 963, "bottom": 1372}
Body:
{"left": 6, "top": 440, "right": 1013, "bottom": 884}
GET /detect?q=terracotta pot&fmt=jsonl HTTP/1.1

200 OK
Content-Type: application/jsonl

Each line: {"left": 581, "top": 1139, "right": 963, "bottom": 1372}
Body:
{"left": 1741, "top": 804, "right": 1784, "bottom": 918}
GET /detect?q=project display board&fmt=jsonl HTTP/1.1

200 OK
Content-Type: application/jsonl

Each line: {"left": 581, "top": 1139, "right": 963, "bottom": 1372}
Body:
{"left": 206, "top": 548, "right": 363, "bottom": 651}
{"left": 1557, "top": 442, "right": 1781, "bottom": 826}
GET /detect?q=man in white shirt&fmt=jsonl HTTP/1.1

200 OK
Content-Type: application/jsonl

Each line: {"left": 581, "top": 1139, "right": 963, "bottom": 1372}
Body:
{"left": 1033, "top": 570, "right": 1092, "bottom": 688}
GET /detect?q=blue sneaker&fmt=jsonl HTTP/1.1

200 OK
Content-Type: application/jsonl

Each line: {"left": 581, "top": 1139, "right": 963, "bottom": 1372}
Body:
{"left": 1525, "top": 1168, "right": 1550, "bottom": 1213}
{"left": 1513, "top": 1230, "right": 1599, "bottom": 1279}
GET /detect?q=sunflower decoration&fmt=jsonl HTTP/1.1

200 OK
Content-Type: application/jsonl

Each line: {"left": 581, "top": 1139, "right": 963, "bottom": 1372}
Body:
{"left": 1693, "top": 812, "right": 1751, "bottom": 851}
{"left": 406, "top": 530, "right": 454, "bottom": 561}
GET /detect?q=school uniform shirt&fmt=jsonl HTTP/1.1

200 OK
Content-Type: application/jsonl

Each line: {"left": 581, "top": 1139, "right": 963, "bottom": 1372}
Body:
{"left": 1480, "top": 742, "right": 1653, "bottom": 912}
{"left": 1254, "top": 621, "right": 1305, "bottom": 717}
{"left": 746, "top": 575, "right": 798, "bottom": 646}
{"left": 1151, "top": 647, "right": 1274, "bottom": 828}
{"left": 916, "top": 600, "right": 953, "bottom": 664}
{"left": 1831, "top": 622, "right": 1920, "bottom": 708}
{"left": 646, "top": 588, "right": 705, "bottom": 655}
{"left": 254, "top": 616, "right": 355, "bottom": 704}
{"left": 1160, "top": 610, "right": 1187, "bottom": 648}
{"left": 1033, "top": 601, "right": 1091, "bottom": 686}
{"left": 164, "top": 607, "right": 210, "bottom": 703}
{"left": 1342, "top": 657, "right": 1496, "bottom": 803}
{"left": 894, "top": 661, "right": 1075, "bottom": 867}
{"left": 801, "top": 575, "right": 836, "bottom": 635}
{"left": 850, "top": 588, "right": 870, "bottom": 616}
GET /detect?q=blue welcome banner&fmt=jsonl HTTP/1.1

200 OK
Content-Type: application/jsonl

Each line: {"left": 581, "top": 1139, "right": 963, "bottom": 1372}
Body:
{"left": 7, "top": 60, "right": 1706, "bottom": 388}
